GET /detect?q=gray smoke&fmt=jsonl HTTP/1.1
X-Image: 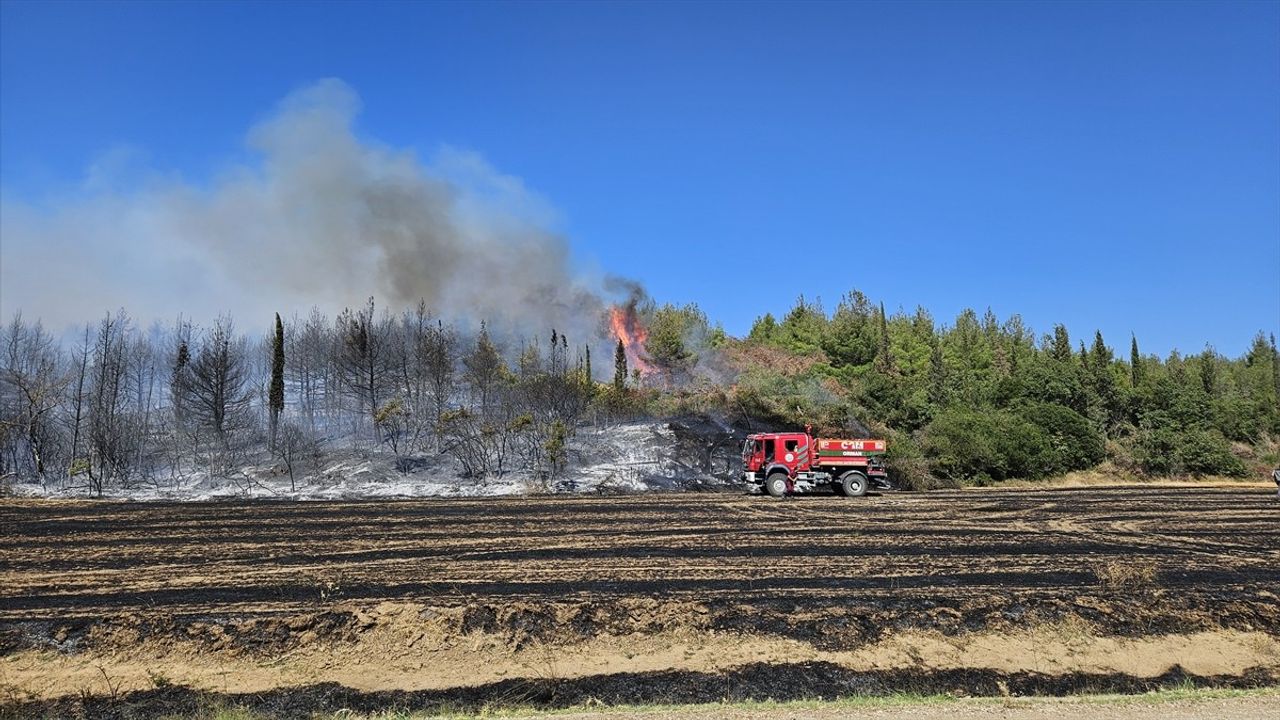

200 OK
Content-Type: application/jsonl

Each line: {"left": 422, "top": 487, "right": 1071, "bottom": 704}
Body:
{"left": 0, "top": 79, "right": 621, "bottom": 341}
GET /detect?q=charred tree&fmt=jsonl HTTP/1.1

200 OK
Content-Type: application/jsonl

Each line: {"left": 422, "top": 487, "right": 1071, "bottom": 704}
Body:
{"left": 86, "top": 312, "right": 131, "bottom": 495}
{"left": 423, "top": 319, "right": 457, "bottom": 452}
{"left": 335, "top": 298, "right": 393, "bottom": 442}
{"left": 286, "top": 308, "right": 330, "bottom": 433}
{"left": 268, "top": 313, "right": 285, "bottom": 449}
{"left": 186, "top": 318, "right": 252, "bottom": 445}
{"left": 0, "top": 314, "right": 69, "bottom": 480}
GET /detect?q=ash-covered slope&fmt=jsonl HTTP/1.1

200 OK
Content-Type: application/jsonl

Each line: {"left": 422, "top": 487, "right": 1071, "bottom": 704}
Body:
{"left": 7, "top": 416, "right": 751, "bottom": 501}
{"left": 557, "top": 415, "right": 745, "bottom": 493}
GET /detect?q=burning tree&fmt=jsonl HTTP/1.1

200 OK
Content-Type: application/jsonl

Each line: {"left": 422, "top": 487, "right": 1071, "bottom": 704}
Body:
{"left": 609, "top": 301, "right": 654, "bottom": 380}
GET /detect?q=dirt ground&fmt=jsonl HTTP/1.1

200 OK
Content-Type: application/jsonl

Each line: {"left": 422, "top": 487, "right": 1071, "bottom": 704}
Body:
{"left": 2, "top": 485, "right": 1278, "bottom": 718}
{"left": 548, "top": 693, "right": 1280, "bottom": 720}
{"left": 537, "top": 693, "right": 1280, "bottom": 720}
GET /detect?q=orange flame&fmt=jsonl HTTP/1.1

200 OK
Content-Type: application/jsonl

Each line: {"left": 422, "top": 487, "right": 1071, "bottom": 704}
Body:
{"left": 609, "top": 304, "right": 656, "bottom": 376}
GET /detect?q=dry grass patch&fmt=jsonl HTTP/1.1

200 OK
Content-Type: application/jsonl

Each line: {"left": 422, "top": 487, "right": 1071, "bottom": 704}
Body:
{"left": 1094, "top": 559, "right": 1159, "bottom": 590}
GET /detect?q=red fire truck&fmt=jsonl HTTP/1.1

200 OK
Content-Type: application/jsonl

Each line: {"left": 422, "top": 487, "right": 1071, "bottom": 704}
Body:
{"left": 742, "top": 426, "right": 891, "bottom": 498}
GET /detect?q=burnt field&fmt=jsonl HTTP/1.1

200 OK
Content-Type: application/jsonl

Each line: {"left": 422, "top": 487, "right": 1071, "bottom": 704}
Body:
{"left": 3, "top": 486, "right": 1279, "bottom": 621}
{"left": 2, "top": 486, "right": 1279, "bottom": 717}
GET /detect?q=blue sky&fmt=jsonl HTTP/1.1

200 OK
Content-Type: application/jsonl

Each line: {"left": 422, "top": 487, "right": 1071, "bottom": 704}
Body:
{"left": 1, "top": 0, "right": 1277, "bottom": 356}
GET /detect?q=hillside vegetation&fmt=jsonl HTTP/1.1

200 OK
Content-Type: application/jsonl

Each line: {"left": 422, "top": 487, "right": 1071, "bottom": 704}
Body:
{"left": 643, "top": 293, "right": 1279, "bottom": 489}
{"left": 1, "top": 291, "right": 1277, "bottom": 495}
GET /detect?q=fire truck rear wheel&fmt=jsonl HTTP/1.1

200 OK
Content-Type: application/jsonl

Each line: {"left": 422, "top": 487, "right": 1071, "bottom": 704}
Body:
{"left": 840, "top": 471, "right": 869, "bottom": 497}
{"left": 765, "top": 473, "right": 789, "bottom": 498}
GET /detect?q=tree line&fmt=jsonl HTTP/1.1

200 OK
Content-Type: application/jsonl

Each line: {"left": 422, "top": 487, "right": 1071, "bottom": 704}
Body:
{"left": 2, "top": 291, "right": 1277, "bottom": 494}
{"left": 0, "top": 299, "right": 633, "bottom": 495}
{"left": 733, "top": 293, "right": 1279, "bottom": 486}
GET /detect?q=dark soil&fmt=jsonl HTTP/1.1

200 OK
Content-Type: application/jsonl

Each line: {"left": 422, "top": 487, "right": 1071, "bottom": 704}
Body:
{"left": 2, "top": 487, "right": 1279, "bottom": 652}
{"left": 1, "top": 487, "right": 1278, "bottom": 714}
{"left": 6, "top": 663, "right": 1279, "bottom": 720}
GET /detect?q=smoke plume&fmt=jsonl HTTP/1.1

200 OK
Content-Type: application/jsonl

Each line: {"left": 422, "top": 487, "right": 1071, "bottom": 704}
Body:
{"left": 0, "top": 79, "right": 622, "bottom": 341}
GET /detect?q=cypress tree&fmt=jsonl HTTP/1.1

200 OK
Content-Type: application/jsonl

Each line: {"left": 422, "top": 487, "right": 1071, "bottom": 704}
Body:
{"left": 1130, "top": 334, "right": 1143, "bottom": 387}
{"left": 269, "top": 313, "right": 285, "bottom": 449}
{"left": 613, "top": 339, "right": 627, "bottom": 392}
{"left": 1089, "top": 331, "right": 1118, "bottom": 426}
{"left": 585, "top": 345, "right": 592, "bottom": 381}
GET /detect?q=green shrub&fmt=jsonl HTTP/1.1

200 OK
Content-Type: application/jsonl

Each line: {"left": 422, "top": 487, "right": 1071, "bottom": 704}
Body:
{"left": 1212, "top": 395, "right": 1261, "bottom": 443}
{"left": 732, "top": 367, "right": 839, "bottom": 428}
{"left": 920, "top": 408, "right": 1008, "bottom": 480}
{"left": 1134, "top": 425, "right": 1180, "bottom": 476}
{"left": 989, "top": 413, "right": 1053, "bottom": 479}
{"left": 922, "top": 406, "right": 1070, "bottom": 481}
{"left": 1015, "top": 401, "right": 1105, "bottom": 474}
{"left": 1134, "top": 425, "right": 1248, "bottom": 477}
{"left": 1177, "top": 429, "right": 1248, "bottom": 477}
{"left": 885, "top": 432, "right": 948, "bottom": 490}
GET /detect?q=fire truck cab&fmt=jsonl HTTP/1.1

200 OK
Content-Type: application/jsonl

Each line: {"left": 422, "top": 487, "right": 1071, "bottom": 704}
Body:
{"left": 742, "top": 426, "right": 892, "bottom": 498}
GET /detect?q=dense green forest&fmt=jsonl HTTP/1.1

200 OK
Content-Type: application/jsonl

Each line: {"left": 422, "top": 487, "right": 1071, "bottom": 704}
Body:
{"left": 640, "top": 292, "right": 1280, "bottom": 488}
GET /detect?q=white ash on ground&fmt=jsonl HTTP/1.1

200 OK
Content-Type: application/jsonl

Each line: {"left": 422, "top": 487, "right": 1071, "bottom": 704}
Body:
{"left": 6, "top": 419, "right": 746, "bottom": 501}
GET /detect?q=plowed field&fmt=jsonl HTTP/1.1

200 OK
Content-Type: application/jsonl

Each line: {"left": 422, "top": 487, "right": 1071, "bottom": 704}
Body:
{"left": 2, "top": 486, "right": 1279, "bottom": 718}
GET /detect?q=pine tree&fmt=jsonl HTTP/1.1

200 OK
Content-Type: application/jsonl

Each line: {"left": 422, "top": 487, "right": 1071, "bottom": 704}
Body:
{"left": 1130, "top": 334, "right": 1143, "bottom": 387}
{"left": 992, "top": 343, "right": 1010, "bottom": 378}
{"left": 1272, "top": 334, "right": 1280, "bottom": 410}
{"left": 463, "top": 321, "right": 503, "bottom": 414}
{"left": 268, "top": 313, "right": 285, "bottom": 449}
{"left": 545, "top": 420, "right": 568, "bottom": 475}
{"left": 187, "top": 317, "right": 252, "bottom": 441}
{"left": 928, "top": 341, "right": 947, "bottom": 407}
{"left": 170, "top": 338, "right": 190, "bottom": 424}
{"left": 748, "top": 313, "right": 778, "bottom": 343}
{"left": 874, "top": 302, "right": 894, "bottom": 373}
{"left": 1200, "top": 346, "right": 1218, "bottom": 398}
{"left": 1091, "top": 331, "right": 1110, "bottom": 372}
{"left": 613, "top": 339, "right": 627, "bottom": 392}
{"left": 550, "top": 329, "right": 559, "bottom": 375}
{"left": 1051, "top": 325, "right": 1072, "bottom": 364}
{"left": 585, "top": 345, "right": 592, "bottom": 382}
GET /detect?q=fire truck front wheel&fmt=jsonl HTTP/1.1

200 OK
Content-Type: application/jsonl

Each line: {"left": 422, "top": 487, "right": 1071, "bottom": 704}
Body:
{"left": 765, "top": 473, "right": 789, "bottom": 498}
{"left": 839, "top": 471, "right": 869, "bottom": 497}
